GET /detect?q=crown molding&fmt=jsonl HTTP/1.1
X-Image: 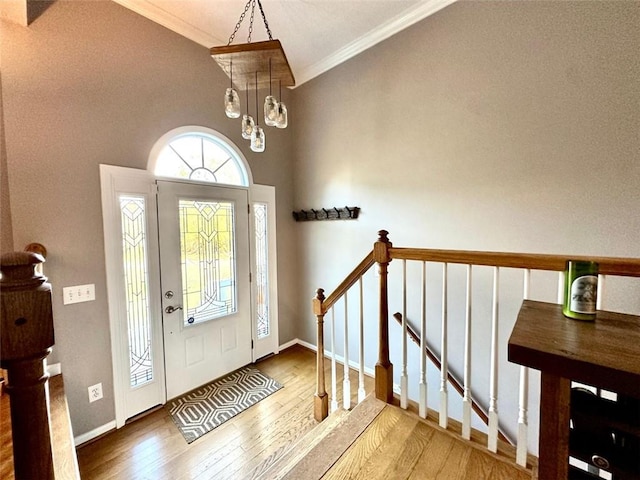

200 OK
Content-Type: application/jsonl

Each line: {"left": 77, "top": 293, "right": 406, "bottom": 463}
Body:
{"left": 294, "top": 0, "right": 458, "bottom": 87}
{"left": 112, "top": 0, "right": 223, "bottom": 48}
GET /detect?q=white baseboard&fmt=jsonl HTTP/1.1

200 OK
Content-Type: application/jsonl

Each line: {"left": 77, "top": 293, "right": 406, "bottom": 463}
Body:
{"left": 278, "top": 338, "right": 301, "bottom": 351}
{"left": 295, "top": 338, "right": 316, "bottom": 352}
{"left": 74, "top": 420, "right": 116, "bottom": 446}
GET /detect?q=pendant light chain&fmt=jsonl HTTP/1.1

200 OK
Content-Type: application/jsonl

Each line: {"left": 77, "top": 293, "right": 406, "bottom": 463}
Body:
{"left": 227, "top": 0, "right": 252, "bottom": 45}
{"left": 247, "top": 0, "right": 256, "bottom": 43}
{"left": 257, "top": 0, "right": 273, "bottom": 40}
{"left": 226, "top": 0, "right": 273, "bottom": 45}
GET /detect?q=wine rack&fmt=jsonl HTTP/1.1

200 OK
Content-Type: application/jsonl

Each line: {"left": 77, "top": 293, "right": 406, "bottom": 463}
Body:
{"left": 569, "top": 386, "right": 640, "bottom": 479}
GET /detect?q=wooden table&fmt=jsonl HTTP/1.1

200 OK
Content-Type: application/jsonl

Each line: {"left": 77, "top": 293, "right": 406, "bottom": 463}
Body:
{"left": 508, "top": 300, "right": 640, "bottom": 480}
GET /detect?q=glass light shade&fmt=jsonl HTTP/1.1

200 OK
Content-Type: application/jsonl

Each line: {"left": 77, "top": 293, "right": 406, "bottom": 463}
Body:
{"left": 224, "top": 88, "right": 241, "bottom": 118}
{"left": 241, "top": 114, "right": 255, "bottom": 139}
{"left": 275, "top": 102, "right": 288, "bottom": 129}
{"left": 264, "top": 95, "right": 278, "bottom": 126}
{"left": 251, "top": 126, "right": 266, "bottom": 152}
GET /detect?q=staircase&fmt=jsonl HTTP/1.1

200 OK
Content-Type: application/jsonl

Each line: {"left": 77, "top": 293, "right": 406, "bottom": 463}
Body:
{"left": 308, "top": 230, "right": 640, "bottom": 480}
{"left": 252, "top": 394, "right": 535, "bottom": 480}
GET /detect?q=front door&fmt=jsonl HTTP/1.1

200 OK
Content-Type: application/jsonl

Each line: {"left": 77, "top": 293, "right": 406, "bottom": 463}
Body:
{"left": 157, "top": 180, "right": 252, "bottom": 399}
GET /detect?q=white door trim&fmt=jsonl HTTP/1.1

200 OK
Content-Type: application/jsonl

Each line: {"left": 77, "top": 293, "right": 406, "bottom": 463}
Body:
{"left": 100, "top": 164, "right": 166, "bottom": 428}
{"left": 250, "top": 184, "right": 279, "bottom": 361}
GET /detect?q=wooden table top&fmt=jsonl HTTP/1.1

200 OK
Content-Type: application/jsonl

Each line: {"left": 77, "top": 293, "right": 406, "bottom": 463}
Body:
{"left": 508, "top": 300, "right": 640, "bottom": 398}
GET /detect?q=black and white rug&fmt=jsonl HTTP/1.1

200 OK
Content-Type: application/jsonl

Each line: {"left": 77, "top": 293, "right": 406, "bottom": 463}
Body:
{"left": 167, "top": 365, "right": 283, "bottom": 443}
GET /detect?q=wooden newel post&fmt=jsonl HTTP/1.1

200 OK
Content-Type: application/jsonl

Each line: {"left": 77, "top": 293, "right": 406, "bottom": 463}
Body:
{"left": 373, "top": 230, "right": 394, "bottom": 403}
{"left": 313, "top": 288, "right": 329, "bottom": 421}
{"left": 0, "top": 251, "right": 55, "bottom": 480}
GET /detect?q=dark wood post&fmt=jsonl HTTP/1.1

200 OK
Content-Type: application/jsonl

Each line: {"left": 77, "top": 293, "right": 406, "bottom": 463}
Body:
{"left": 373, "top": 230, "right": 393, "bottom": 403}
{"left": 313, "top": 288, "right": 329, "bottom": 421}
{"left": 0, "top": 251, "right": 55, "bottom": 480}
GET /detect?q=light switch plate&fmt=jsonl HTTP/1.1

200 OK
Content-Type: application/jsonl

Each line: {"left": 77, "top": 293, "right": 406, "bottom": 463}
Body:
{"left": 63, "top": 284, "right": 96, "bottom": 305}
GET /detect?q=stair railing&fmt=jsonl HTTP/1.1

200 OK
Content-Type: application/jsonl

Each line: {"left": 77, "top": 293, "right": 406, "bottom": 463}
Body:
{"left": 391, "top": 311, "right": 512, "bottom": 445}
{"left": 313, "top": 251, "right": 375, "bottom": 421}
{"left": 313, "top": 229, "right": 640, "bottom": 467}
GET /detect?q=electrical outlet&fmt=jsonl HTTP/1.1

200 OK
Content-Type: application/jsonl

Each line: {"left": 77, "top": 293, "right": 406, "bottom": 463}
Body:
{"left": 88, "top": 383, "right": 103, "bottom": 403}
{"left": 63, "top": 284, "right": 96, "bottom": 305}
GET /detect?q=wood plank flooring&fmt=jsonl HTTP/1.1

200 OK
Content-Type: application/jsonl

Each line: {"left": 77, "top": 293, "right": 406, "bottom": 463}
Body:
{"left": 322, "top": 404, "right": 533, "bottom": 480}
{"left": 77, "top": 345, "right": 370, "bottom": 480}
{"left": 77, "top": 345, "right": 534, "bottom": 479}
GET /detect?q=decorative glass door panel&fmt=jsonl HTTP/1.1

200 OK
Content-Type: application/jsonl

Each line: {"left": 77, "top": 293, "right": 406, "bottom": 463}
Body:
{"left": 157, "top": 181, "right": 252, "bottom": 400}
{"left": 254, "top": 202, "right": 270, "bottom": 339}
{"left": 178, "top": 200, "right": 237, "bottom": 326}
{"left": 119, "top": 195, "right": 154, "bottom": 387}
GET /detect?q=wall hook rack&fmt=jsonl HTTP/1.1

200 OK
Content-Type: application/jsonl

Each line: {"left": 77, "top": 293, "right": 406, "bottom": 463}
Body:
{"left": 292, "top": 206, "right": 360, "bottom": 222}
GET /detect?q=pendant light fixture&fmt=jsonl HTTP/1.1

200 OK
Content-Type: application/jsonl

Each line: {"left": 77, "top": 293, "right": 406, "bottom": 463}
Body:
{"left": 224, "top": 59, "right": 241, "bottom": 118}
{"left": 275, "top": 80, "right": 288, "bottom": 129}
{"left": 264, "top": 59, "right": 278, "bottom": 127}
{"left": 251, "top": 71, "right": 266, "bottom": 153}
{"left": 211, "top": 0, "right": 295, "bottom": 153}
{"left": 241, "top": 82, "right": 255, "bottom": 139}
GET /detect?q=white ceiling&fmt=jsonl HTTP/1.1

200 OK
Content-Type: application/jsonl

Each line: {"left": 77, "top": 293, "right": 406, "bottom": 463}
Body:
{"left": 113, "top": 0, "right": 457, "bottom": 86}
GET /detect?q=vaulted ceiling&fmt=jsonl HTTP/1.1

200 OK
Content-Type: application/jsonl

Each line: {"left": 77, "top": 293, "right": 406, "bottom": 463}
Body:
{"left": 112, "top": 0, "right": 457, "bottom": 86}
{"left": 1, "top": 0, "right": 457, "bottom": 86}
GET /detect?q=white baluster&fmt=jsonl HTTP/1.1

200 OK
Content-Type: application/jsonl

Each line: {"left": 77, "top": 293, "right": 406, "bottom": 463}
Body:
{"left": 401, "top": 260, "right": 408, "bottom": 409}
{"left": 557, "top": 270, "right": 565, "bottom": 304}
{"left": 358, "top": 277, "right": 366, "bottom": 403}
{"left": 343, "top": 294, "right": 351, "bottom": 410}
{"left": 440, "top": 263, "right": 448, "bottom": 429}
{"left": 516, "top": 269, "right": 531, "bottom": 467}
{"left": 462, "top": 264, "right": 472, "bottom": 440}
{"left": 488, "top": 266, "right": 499, "bottom": 452}
{"left": 597, "top": 274, "right": 605, "bottom": 310}
{"left": 330, "top": 307, "right": 338, "bottom": 413}
{"left": 419, "top": 261, "right": 427, "bottom": 419}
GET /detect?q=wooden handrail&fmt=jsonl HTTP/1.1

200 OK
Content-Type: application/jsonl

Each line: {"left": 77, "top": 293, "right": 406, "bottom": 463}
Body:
{"left": 390, "top": 247, "right": 640, "bottom": 277}
{"left": 321, "top": 251, "right": 375, "bottom": 313}
{"left": 392, "top": 312, "right": 512, "bottom": 445}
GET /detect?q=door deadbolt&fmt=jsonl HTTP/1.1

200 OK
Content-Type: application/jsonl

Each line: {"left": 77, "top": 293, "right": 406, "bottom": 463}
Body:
{"left": 164, "top": 291, "right": 174, "bottom": 299}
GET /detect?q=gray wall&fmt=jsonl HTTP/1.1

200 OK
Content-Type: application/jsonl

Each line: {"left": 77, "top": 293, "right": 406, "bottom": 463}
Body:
{"left": 1, "top": 72, "right": 13, "bottom": 253}
{"left": 292, "top": 1, "right": 639, "bottom": 451}
{"left": 1, "top": 0, "right": 296, "bottom": 436}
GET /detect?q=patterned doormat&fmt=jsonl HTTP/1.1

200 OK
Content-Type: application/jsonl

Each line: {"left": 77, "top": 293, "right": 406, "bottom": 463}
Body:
{"left": 166, "top": 365, "right": 283, "bottom": 443}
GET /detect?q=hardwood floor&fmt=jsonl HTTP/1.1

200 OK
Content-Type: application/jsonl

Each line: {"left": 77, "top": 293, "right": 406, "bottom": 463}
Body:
{"left": 77, "top": 345, "right": 370, "bottom": 480}
{"left": 322, "top": 404, "right": 533, "bottom": 480}
{"left": 77, "top": 345, "right": 534, "bottom": 479}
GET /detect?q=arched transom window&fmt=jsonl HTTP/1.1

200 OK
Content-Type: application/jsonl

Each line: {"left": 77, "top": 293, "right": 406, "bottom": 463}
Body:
{"left": 150, "top": 127, "right": 250, "bottom": 187}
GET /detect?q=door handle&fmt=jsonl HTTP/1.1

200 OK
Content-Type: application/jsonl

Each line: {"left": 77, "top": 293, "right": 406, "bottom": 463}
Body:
{"left": 165, "top": 305, "right": 183, "bottom": 314}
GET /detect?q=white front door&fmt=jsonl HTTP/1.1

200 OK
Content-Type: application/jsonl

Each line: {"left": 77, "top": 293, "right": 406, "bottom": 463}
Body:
{"left": 157, "top": 180, "right": 252, "bottom": 399}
